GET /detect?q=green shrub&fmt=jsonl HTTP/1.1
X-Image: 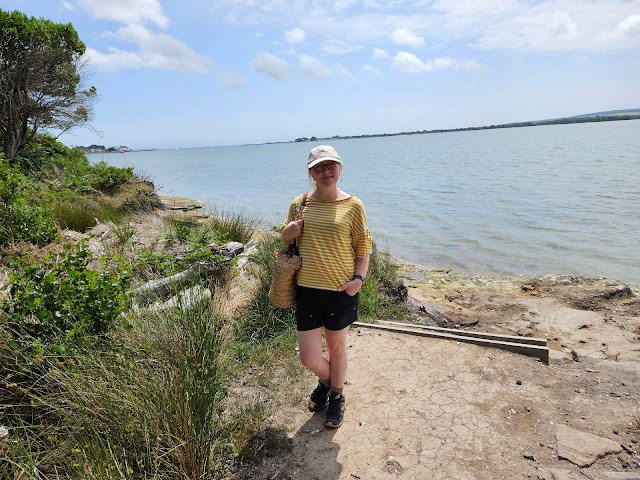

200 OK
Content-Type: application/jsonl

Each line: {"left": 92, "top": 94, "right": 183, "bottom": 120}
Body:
{"left": 0, "top": 156, "right": 27, "bottom": 245}
{"left": 14, "top": 133, "right": 135, "bottom": 194}
{"left": 1, "top": 241, "right": 132, "bottom": 344}
{"left": 6, "top": 203, "right": 59, "bottom": 246}
{"left": 89, "top": 161, "right": 134, "bottom": 190}
{"left": 0, "top": 157, "right": 58, "bottom": 246}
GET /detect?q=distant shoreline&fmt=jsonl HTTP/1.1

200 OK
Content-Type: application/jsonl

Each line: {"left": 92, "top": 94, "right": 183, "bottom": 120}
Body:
{"left": 291, "top": 112, "right": 640, "bottom": 144}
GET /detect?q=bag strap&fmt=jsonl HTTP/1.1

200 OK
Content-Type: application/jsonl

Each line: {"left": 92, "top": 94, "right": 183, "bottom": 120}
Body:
{"left": 288, "top": 192, "right": 308, "bottom": 254}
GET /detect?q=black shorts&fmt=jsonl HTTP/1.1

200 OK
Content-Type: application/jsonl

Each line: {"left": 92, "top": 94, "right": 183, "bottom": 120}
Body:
{"left": 296, "top": 285, "right": 359, "bottom": 332}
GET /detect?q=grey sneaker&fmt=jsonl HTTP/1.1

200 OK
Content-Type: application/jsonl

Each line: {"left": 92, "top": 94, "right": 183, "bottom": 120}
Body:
{"left": 325, "top": 392, "right": 345, "bottom": 428}
{"left": 308, "top": 381, "right": 330, "bottom": 412}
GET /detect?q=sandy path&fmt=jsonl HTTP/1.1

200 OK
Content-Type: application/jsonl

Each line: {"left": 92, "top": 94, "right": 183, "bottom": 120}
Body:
{"left": 252, "top": 327, "right": 636, "bottom": 480}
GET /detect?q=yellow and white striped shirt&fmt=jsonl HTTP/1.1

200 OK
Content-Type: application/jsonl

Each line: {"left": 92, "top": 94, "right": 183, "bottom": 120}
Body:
{"left": 282, "top": 194, "right": 372, "bottom": 291}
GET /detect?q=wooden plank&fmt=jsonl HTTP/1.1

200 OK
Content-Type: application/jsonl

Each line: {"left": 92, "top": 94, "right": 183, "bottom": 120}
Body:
{"left": 353, "top": 322, "right": 549, "bottom": 364}
{"left": 376, "top": 320, "right": 547, "bottom": 346}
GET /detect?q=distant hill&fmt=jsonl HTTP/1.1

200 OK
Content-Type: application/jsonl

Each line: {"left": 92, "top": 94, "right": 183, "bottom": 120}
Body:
{"left": 295, "top": 109, "right": 640, "bottom": 143}
{"left": 571, "top": 108, "right": 640, "bottom": 118}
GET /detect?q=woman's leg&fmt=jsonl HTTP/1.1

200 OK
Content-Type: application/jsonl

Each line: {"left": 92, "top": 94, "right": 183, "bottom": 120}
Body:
{"left": 297, "top": 327, "right": 330, "bottom": 381}
{"left": 324, "top": 327, "right": 349, "bottom": 390}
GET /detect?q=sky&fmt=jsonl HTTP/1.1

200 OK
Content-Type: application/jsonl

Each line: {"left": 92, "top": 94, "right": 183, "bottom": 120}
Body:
{"left": 2, "top": 0, "right": 640, "bottom": 149}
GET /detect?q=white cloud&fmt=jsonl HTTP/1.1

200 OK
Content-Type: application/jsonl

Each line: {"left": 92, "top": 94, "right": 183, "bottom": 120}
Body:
{"left": 392, "top": 52, "right": 482, "bottom": 73}
{"left": 61, "top": 1, "right": 74, "bottom": 11}
{"left": 600, "top": 14, "right": 640, "bottom": 42}
{"left": 392, "top": 28, "right": 425, "bottom": 47}
{"left": 335, "top": 62, "right": 354, "bottom": 79}
{"left": 363, "top": 64, "right": 383, "bottom": 77}
{"left": 373, "top": 48, "right": 389, "bottom": 59}
{"left": 256, "top": 32, "right": 264, "bottom": 37}
{"left": 86, "top": 24, "right": 213, "bottom": 72}
{"left": 475, "top": 2, "right": 640, "bottom": 51}
{"left": 549, "top": 12, "right": 579, "bottom": 39}
{"left": 77, "top": 0, "right": 169, "bottom": 27}
{"left": 320, "top": 41, "right": 362, "bottom": 55}
{"left": 218, "top": 72, "right": 249, "bottom": 88}
{"left": 299, "top": 54, "right": 334, "bottom": 78}
{"left": 251, "top": 52, "right": 290, "bottom": 81}
{"left": 208, "top": 0, "right": 640, "bottom": 53}
{"left": 84, "top": 47, "right": 144, "bottom": 71}
{"left": 334, "top": 0, "right": 359, "bottom": 11}
{"left": 286, "top": 27, "right": 306, "bottom": 43}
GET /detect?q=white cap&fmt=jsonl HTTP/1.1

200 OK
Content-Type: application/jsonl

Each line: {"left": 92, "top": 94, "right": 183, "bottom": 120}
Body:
{"left": 307, "top": 145, "right": 342, "bottom": 169}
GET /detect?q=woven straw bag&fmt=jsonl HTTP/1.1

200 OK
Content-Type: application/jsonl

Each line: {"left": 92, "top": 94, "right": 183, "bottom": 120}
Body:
{"left": 268, "top": 193, "right": 307, "bottom": 308}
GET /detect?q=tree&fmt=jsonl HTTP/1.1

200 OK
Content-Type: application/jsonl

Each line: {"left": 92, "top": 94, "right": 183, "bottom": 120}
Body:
{"left": 0, "top": 10, "right": 97, "bottom": 159}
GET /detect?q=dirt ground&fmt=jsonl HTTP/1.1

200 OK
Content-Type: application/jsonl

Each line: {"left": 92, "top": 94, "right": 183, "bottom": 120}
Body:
{"left": 236, "top": 263, "right": 640, "bottom": 480}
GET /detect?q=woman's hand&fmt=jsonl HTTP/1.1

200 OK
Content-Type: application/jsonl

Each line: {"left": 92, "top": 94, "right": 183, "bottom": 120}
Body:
{"left": 337, "top": 278, "right": 363, "bottom": 296}
{"left": 281, "top": 219, "right": 304, "bottom": 245}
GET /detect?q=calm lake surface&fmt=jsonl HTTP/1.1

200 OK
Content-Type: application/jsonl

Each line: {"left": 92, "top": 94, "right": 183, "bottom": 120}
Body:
{"left": 99, "top": 120, "right": 640, "bottom": 285}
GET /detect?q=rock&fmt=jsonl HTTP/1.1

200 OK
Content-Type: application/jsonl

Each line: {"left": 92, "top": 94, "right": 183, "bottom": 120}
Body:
{"left": 537, "top": 468, "right": 582, "bottom": 480}
{"left": 211, "top": 241, "right": 245, "bottom": 258}
{"left": 603, "top": 473, "right": 640, "bottom": 480}
{"left": 62, "top": 229, "right": 85, "bottom": 241}
{"left": 0, "top": 425, "right": 7, "bottom": 442}
{"left": 522, "top": 275, "right": 632, "bottom": 308}
{"left": 556, "top": 424, "right": 623, "bottom": 467}
{"left": 383, "top": 458, "right": 403, "bottom": 474}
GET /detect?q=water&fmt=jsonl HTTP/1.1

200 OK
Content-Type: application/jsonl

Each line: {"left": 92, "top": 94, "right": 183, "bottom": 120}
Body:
{"left": 98, "top": 120, "right": 640, "bottom": 285}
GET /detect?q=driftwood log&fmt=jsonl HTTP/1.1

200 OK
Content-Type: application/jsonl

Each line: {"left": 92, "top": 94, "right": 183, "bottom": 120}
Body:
{"left": 148, "top": 285, "right": 212, "bottom": 312}
{"left": 135, "top": 261, "right": 209, "bottom": 300}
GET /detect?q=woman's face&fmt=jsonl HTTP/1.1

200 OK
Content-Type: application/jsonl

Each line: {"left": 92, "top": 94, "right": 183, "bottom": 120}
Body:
{"left": 309, "top": 161, "right": 341, "bottom": 189}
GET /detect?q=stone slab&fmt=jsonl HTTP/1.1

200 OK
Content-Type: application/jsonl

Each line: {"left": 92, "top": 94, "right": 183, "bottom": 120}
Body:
{"left": 556, "top": 424, "right": 623, "bottom": 467}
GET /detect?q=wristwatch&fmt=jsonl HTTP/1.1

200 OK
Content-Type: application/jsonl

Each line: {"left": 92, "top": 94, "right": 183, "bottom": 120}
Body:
{"left": 353, "top": 274, "right": 366, "bottom": 284}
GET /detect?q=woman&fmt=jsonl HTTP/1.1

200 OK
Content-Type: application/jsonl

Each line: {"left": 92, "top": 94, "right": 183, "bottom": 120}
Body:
{"left": 281, "top": 145, "right": 372, "bottom": 428}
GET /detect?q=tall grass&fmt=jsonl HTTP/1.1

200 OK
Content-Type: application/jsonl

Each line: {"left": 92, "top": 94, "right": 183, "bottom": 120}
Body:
{"left": 164, "top": 208, "right": 258, "bottom": 248}
{"left": 239, "top": 234, "right": 297, "bottom": 341}
{"left": 110, "top": 221, "right": 136, "bottom": 246}
{"left": 52, "top": 197, "right": 128, "bottom": 232}
{"left": 207, "top": 208, "right": 258, "bottom": 245}
{"left": 1, "top": 284, "right": 265, "bottom": 479}
{"left": 53, "top": 299, "right": 229, "bottom": 478}
{"left": 358, "top": 241, "right": 403, "bottom": 321}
